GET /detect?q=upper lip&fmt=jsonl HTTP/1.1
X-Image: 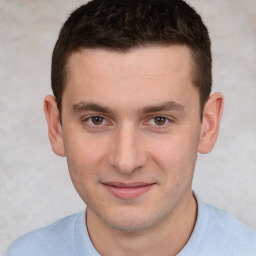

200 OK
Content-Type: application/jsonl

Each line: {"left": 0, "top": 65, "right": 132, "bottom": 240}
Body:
{"left": 102, "top": 181, "right": 155, "bottom": 188}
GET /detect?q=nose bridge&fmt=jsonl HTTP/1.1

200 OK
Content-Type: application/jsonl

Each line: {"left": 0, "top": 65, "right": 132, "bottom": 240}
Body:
{"left": 110, "top": 122, "right": 146, "bottom": 174}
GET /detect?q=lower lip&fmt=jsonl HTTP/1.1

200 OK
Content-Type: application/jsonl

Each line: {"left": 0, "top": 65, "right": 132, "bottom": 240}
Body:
{"left": 103, "top": 184, "right": 154, "bottom": 199}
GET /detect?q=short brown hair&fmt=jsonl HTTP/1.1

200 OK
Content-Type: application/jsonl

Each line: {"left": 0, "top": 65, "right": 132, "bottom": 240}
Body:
{"left": 52, "top": 0, "right": 212, "bottom": 117}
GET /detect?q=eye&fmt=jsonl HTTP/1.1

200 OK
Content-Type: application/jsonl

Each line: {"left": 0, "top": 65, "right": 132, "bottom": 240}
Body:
{"left": 148, "top": 116, "right": 169, "bottom": 126}
{"left": 153, "top": 116, "right": 168, "bottom": 126}
{"left": 86, "top": 116, "right": 107, "bottom": 126}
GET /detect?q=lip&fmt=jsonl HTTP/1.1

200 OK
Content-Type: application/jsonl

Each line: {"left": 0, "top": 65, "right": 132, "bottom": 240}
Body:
{"left": 102, "top": 182, "right": 155, "bottom": 199}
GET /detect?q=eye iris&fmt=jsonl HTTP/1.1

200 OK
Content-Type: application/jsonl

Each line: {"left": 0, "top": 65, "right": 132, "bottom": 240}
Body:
{"left": 154, "top": 116, "right": 166, "bottom": 125}
{"left": 92, "top": 116, "right": 103, "bottom": 125}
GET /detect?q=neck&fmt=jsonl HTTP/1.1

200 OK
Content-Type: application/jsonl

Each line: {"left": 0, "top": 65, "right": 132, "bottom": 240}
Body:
{"left": 87, "top": 191, "right": 197, "bottom": 256}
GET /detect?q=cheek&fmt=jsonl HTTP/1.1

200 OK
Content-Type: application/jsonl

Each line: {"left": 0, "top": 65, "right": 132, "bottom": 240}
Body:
{"left": 63, "top": 136, "right": 107, "bottom": 203}
{"left": 150, "top": 130, "right": 199, "bottom": 177}
{"left": 155, "top": 141, "right": 198, "bottom": 202}
{"left": 64, "top": 133, "right": 108, "bottom": 181}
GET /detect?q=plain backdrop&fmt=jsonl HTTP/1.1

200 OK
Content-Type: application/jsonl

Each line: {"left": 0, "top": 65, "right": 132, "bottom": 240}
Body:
{"left": 1, "top": 0, "right": 255, "bottom": 253}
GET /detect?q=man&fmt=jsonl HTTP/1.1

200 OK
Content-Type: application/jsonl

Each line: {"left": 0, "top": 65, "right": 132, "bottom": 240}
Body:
{"left": 5, "top": 0, "right": 256, "bottom": 255}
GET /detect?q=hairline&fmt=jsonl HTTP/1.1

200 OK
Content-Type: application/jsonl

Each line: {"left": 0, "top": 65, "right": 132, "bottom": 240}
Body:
{"left": 61, "top": 41, "right": 203, "bottom": 102}
{"left": 60, "top": 42, "right": 203, "bottom": 119}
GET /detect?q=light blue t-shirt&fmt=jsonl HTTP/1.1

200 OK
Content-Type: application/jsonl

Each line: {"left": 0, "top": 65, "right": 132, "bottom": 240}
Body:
{"left": 4, "top": 194, "right": 256, "bottom": 256}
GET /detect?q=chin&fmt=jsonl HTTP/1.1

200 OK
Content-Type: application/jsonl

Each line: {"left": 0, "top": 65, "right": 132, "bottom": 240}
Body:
{"left": 100, "top": 207, "right": 167, "bottom": 233}
{"left": 105, "top": 217, "right": 155, "bottom": 232}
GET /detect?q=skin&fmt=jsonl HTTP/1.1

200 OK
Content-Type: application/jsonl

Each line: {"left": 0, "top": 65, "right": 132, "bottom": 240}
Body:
{"left": 44, "top": 45, "right": 223, "bottom": 256}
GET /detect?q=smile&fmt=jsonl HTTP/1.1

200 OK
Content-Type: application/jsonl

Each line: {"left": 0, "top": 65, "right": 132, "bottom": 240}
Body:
{"left": 102, "top": 182, "right": 155, "bottom": 199}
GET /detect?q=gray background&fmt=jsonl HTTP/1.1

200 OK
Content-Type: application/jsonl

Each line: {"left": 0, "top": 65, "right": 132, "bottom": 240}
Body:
{"left": 1, "top": 0, "right": 255, "bottom": 253}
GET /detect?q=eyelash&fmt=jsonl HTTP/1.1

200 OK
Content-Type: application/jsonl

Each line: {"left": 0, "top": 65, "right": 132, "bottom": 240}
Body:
{"left": 82, "top": 116, "right": 110, "bottom": 128}
{"left": 147, "top": 116, "right": 171, "bottom": 127}
{"left": 81, "top": 115, "right": 173, "bottom": 129}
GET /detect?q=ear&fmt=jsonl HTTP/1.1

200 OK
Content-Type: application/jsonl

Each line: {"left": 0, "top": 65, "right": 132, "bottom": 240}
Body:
{"left": 44, "top": 95, "right": 66, "bottom": 156}
{"left": 198, "top": 92, "right": 224, "bottom": 154}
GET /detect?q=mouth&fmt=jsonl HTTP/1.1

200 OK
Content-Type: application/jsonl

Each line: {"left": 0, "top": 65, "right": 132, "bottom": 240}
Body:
{"left": 102, "top": 181, "right": 155, "bottom": 199}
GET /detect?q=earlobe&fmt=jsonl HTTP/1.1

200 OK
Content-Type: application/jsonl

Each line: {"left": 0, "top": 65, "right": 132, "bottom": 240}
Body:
{"left": 44, "top": 95, "right": 66, "bottom": 157}
{"left": 198, "top": 92, "right": 224, "bottom": 154}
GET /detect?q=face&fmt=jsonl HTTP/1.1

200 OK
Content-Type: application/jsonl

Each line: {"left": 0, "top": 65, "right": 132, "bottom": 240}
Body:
{"left": 60, "top": 45, "right": 202, "bottom": 232}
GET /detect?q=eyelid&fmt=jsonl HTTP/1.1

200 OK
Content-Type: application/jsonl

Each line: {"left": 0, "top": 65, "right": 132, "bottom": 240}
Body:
{"left": 82, "top": 115, "right": 112, "bottom": 128}
{"left": 145, "top": 115, "right": 173, "bottom": 127}
{"left": 81, "top": 114, "right": 174, "bottom": 129}
{"left": 88, "top": 116, "right": 107, "bottom": 125}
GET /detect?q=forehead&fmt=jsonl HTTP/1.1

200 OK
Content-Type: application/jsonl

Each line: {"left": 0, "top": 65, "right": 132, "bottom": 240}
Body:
{"left": 63, "top": 45, "right": 198, "bottom": 113}
{"left": 66, "top": 45, "right": 193, "bottom": 81}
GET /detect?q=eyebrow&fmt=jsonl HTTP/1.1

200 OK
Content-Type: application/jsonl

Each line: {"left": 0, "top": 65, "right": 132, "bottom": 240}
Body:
{"left": 140, "top": 101, "right": 185, "bottom": 114}
{"left": 71, "top": 101, "right": 185, "bottom": 115}
{"left": 72, "top": 102, "right": 113, "bottom": 115}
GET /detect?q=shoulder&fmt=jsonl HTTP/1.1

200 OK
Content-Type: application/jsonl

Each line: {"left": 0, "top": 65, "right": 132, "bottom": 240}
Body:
{"left": 193, "top": 194, "right": 256, "bottom": 255}
{"left": 204, "top": 202, "right": 256, "bottom": 253}
{"left": 4, "top": 212, "right": 84, "bottom": 256}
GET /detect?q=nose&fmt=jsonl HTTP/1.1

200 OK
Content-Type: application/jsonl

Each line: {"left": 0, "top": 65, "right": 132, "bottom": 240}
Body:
{"left": 109, "top": 123, "right": 147, "bottom": 175}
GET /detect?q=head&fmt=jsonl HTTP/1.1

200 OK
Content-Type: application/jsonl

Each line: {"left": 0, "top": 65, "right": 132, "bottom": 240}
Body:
{"left": 45, "top": 0, "right": 223, "bottom": 235}
{"left": 52, "top": 0, "right": 212, "bottom": 118}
